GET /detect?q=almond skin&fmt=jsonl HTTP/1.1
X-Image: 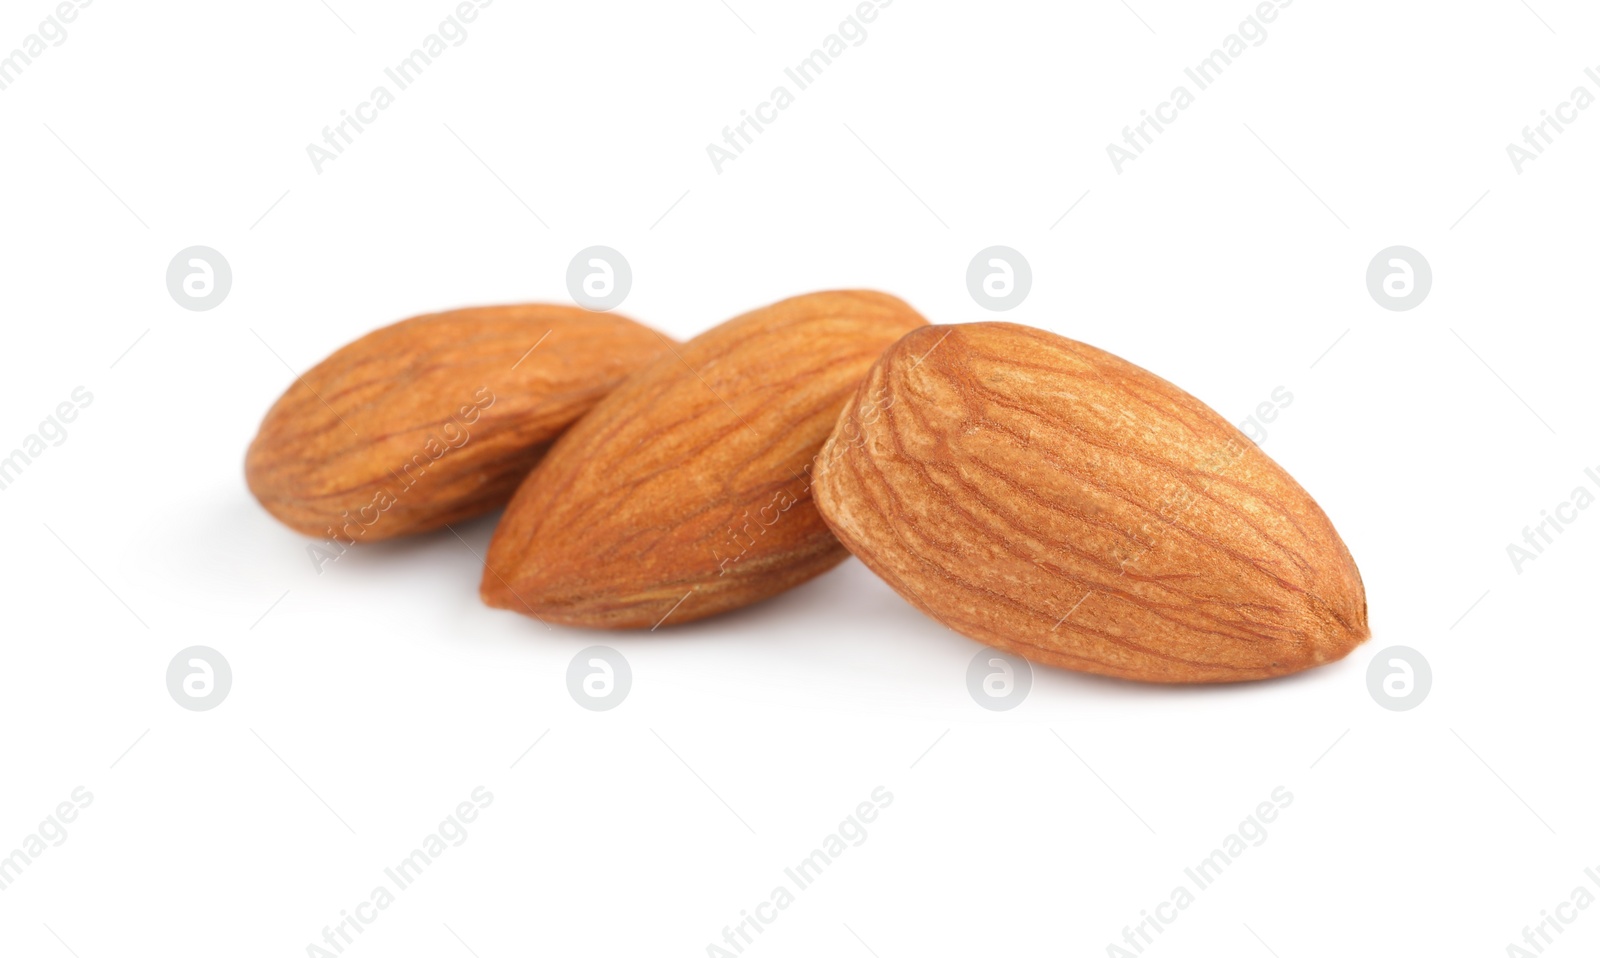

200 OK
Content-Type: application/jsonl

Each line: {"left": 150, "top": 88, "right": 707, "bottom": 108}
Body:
{"left": 247, "top": 305, "right": 671, "bottom": 542}
{"left": 480, "top": 290, "right": 929, "bottom": 628}
{"left": 812, "top": 322, "right": 1369, "bottom": 683}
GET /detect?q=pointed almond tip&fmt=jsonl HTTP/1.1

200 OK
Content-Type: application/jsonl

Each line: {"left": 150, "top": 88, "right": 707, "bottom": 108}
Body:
{"left": 1335, "top": 585, "right": 1372, "bottom": 660}
{"left": 478, "top": 570, "right": 514, "bottom": 612}
{"left": 1317, "top": 612, "right": 1371, "bottom": 673}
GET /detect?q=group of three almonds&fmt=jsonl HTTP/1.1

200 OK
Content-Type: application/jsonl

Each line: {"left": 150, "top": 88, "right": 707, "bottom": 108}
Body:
{"left": 247, "top": 291, "right": 1368, "bottom": 684}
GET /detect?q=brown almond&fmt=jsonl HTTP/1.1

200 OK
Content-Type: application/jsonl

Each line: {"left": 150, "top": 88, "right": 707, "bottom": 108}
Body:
{"left": 480, "top": 290, "right": 929, "bottom": 628}
{"left": 812, "top": 322, "right": 1369, "bottom": 683}
{"left": 247, "top": 304, "right": 671, "bottom": 543}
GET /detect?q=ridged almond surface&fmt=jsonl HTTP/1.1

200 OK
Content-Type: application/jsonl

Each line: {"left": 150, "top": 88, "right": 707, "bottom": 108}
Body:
{"left": 247, "top": 305, "right": 671, "bottom": 542}
{"left": 812, "top": 322, "right": 1369, "bottom": 683}
{"left": 481, "top": 290, "right": 929, "bottom": 628}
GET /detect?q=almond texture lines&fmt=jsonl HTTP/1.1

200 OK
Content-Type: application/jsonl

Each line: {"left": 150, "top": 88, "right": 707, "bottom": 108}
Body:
{"left": 812, "top": 322, "right": 1369, "bottom": 683}
{"left": 247, "top": 305, "right": 671, "bottom": 542}
{"left": 481, "top": 290, "right": 929, "bottom": 628}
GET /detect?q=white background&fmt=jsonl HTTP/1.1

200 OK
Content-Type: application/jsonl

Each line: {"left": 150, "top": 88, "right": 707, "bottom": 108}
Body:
{"left": 2, "top": 1, "right": 1597, "bottom": 955}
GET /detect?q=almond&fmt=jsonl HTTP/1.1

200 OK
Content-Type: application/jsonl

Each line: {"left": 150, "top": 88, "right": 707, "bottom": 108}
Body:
{"left": 480, "top": 290, "right": 929, "bottom": 627}
{"left": 812, "top": 322, "right": 1369, "bottom": 683}
{"left": 247, "top": 304, "right": 671, "bottom": 542}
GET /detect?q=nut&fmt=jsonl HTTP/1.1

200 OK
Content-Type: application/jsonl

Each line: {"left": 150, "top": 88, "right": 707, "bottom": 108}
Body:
{"left": 480, "top": 290, "right": 929, "bottom": 627}
{"left": 246, "top": 304, "right": 671, "bottom": 543}
{"left": 812, "top": 322, "right": 1369, "bottom": 683}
